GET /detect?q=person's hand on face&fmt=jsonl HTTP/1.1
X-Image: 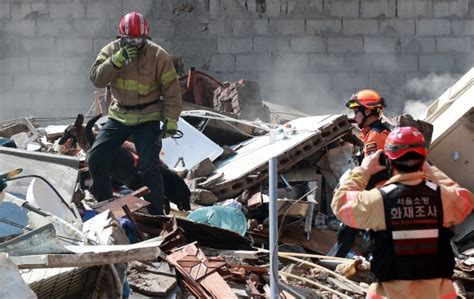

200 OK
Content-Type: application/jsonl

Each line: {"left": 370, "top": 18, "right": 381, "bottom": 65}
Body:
{"left": 360, "top": 149, "right": 387, "bottom": 175}
{"left": 122, "top": 36, "right": 146, "bottom": 49}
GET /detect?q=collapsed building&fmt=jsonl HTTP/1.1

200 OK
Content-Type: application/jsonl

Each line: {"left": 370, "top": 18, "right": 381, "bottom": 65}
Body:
{"left": 0, "top": 65, "right": 473, "bottom": 298}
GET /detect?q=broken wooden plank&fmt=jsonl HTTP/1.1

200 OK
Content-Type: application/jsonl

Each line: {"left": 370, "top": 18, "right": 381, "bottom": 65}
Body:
{"left": 199, "top": 271, "right": 238, "bottom": 299}
{"left": 279, "top": 255, "right": 366, "bottom": 295}
{"left": 278, "top": 222, "right": 363, "bottom": 255}
{"left": 122, "top": 204, "right": 146, "bottom": 241}
{"left": 94, "top": 187, "right": 151, "bottom": 218}
{"left": 166, "top": 243, "right": 213, "bottom": 298}
{"left": 166, "top": 243, "right": 237, "bottom": 299}
{"left": 11, "top": 242, "right": 163, "bottom": 269}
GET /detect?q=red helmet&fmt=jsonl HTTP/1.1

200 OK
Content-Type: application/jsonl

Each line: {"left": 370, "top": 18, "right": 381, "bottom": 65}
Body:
{"left": 384, "top": 127, "right": 427, "bottom": 160}
{"left": 345, "top": 89, "right": 386, "bottom": 111}
{"left": 118, "top": 11, "right": 149, "bottom": 37}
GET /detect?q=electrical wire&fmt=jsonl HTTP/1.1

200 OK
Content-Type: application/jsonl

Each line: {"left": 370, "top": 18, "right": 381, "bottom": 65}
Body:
{"left": 5, "top": 175, "right": 75, "bottom": 215}
{"left": 277, "top": 184, "right": 319, "bottom": 238}
{"left": 182, "top": 110, "right": 326, "bottom": 141}
{"left": 181, "top": 110, "right": 280, "bottom": 132}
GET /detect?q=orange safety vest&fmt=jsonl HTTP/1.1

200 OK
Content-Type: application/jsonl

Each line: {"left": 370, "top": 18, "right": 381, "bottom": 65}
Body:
{"left": 360, "top": 120, "right": 390, "bottom": 156}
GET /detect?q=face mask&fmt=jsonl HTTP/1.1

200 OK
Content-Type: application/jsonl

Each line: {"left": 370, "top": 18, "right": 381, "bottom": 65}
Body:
{"left": 122, "top": 36, "right": 146, "bottom": 48}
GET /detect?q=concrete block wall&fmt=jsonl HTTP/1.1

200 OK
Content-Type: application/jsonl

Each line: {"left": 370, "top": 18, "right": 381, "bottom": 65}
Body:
{"left": 1, "top": 0, "right": 474, "bottom": 121}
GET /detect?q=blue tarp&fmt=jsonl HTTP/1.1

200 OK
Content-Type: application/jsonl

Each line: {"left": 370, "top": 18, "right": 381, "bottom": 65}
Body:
{"left": 187, "top": 205, "right": 247, "bottom": 236}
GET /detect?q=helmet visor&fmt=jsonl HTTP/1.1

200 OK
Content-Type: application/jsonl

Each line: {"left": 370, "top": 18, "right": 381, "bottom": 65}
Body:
{"left": 385, "top": 143, "right": 426, "bottom": 153}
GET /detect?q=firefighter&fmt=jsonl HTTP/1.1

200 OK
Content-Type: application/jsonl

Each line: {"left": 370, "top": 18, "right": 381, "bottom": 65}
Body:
{"left": 88, "top": 11, "right": 182, "bottom": 215}
{"left": 332, "top": 126, "right": 474, "bottom": 299}
{"left": 328, "top": 89, "right": 390, "bottom": 257}
{"left": 346, "top": 89, "right": 390, "bottom": 158}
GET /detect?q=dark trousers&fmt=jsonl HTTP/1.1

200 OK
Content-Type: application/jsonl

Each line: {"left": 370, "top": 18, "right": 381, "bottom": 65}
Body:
{"left": 328, "top": 171, "right": 389, "bottom": 257}
{"left": 88, "top": 118, "right": 165, "bottom": 214}
{"left": 327, "top": 224, "right": 359, "bottom": 257}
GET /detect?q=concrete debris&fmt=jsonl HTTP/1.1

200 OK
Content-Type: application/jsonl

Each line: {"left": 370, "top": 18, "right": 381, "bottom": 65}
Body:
{"left": 0, "top": 66, "right": 473, "bottom": 298}
{"left": 190, "top": 188, "right": 218, "bottom": 205}
{"left": 396, "top": 114, "right": 434, "bottom": 147}
{"left": 200, "top": 115, "right": 352, "bottom": 199}
{"left": 128, "top": 261, "right": 179, "bottom": 297}
{"left": 263, "top": 100, "right": 310, "bottom": 124}
{"left": 180, "top": 67, "right": 224, "bottom": 108}
{"left": 187, "top": 157, "right": 216, "bottom": 179}
{"left": 213, "top": 80, "right": 271, "bottom": 122}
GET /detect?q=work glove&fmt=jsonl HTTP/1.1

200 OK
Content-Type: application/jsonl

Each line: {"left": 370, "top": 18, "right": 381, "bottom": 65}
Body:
{"left": 111, "top": 45, "right": 137, "bottom": 68}
{"left": 162, "top": 118, "right": 178, "bottom": 138}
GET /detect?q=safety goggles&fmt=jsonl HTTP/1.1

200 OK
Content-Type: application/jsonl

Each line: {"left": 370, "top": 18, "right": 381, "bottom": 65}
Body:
{"left": 122, "top": 36, "right": 146, "bottom": 47}
{"left": 385, "top": 143, "right": 425, "bottom": 153}
{"left": 353, "top": 107, "right": 365, "bottom": 114}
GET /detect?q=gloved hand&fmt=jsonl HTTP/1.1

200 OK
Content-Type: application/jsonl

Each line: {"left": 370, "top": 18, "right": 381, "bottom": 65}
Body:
{"left": 111, "top": 45, "right": 137, "bottom": 68}
{"left": 163, "top": 118, "right": 178, "bottom": 138}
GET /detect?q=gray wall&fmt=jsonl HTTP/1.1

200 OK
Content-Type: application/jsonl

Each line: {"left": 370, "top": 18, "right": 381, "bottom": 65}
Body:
{"left": 1, "top": 0, "right": 473, "bottom": 121}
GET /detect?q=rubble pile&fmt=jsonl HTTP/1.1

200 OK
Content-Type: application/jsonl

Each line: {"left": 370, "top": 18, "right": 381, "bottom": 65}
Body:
{"left": 0, "top": 67, "right": 473, "bottom": 298}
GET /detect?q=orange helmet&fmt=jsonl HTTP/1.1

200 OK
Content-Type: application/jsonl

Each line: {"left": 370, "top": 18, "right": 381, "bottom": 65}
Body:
{"left": 118, "top": 11, "right": 149, "bottom": 37}
{"left": 345, "top": 89, "right": 386, "bottom": 111}
{"left": 384, "top": 127, "right": 427, "bottom": 160}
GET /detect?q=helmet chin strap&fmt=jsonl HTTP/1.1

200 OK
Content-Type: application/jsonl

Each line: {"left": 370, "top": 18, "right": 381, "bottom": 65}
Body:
{"left": 356, "top": 108, "right": 369, "bottom": 129}
{"left": 387, "top": 159, "right": 393, "bottom": 175}
{"left": 358, "top": 109, "right": 379, "bottom": 129}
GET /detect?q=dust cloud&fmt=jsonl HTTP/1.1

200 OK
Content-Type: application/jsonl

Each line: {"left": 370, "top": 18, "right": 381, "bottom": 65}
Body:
{"left": 402, "top": 73, "right": 461, "bottom": 118}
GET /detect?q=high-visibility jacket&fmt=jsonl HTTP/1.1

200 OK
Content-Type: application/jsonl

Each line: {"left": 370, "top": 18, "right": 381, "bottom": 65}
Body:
{"left": 360, "top": 120, "right": 390, "bottom": 157}
{"left": 331, "top": 165, "right": 474, "bottom": 299}
{"left": 360, "top": 120, "right": 390, "bottom": 188}
{"left": 89, "top": 39, "right": 182, "bottom": 125}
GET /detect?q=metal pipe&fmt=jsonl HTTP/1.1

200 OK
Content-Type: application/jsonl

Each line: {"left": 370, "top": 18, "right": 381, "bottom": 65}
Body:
{"left": 269, "top": 156, "right": 279, "bottom": 298}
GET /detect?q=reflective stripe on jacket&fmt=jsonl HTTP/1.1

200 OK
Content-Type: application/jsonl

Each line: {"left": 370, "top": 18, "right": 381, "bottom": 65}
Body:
{"left": 331, "top": 165, "right": 474, "bottom": 299}
{"left": 360, "top": 120, "right": 390, "bottom": 156}
{"left": 89, "top": 39, "right": 182, "bottom": 125}
{"left": 360, "top": 120, "right": 390, "bottom": 188}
